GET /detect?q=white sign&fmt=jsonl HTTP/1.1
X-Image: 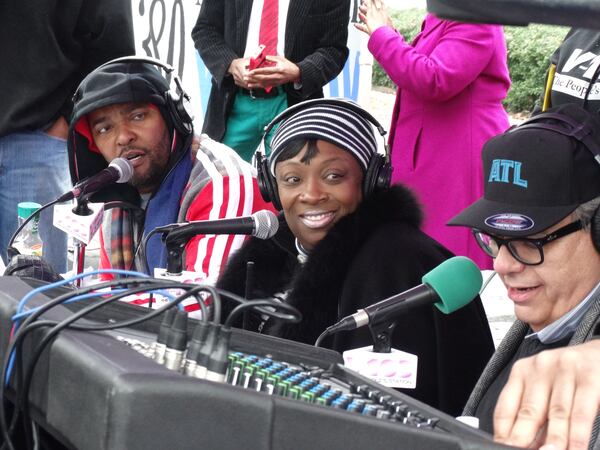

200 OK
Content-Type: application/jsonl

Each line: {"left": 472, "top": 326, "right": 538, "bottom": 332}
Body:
{"left": 343, "top": 345, "right": 418, "bottom": 389}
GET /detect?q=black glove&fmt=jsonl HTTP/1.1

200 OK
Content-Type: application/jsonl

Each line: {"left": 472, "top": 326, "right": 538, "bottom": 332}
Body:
{"left": 4, "top": 254, "right": 64, "bottom": 283}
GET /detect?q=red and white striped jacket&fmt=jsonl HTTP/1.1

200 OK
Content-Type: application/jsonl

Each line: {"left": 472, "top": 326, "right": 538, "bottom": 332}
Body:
{"left": 98, "top": 137, "right": 276, "bottom": 315}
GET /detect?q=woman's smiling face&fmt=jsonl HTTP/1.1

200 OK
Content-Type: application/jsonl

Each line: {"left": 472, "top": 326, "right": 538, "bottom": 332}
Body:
{"left": 275, "top": 139, "right": 364, "bottom": 250}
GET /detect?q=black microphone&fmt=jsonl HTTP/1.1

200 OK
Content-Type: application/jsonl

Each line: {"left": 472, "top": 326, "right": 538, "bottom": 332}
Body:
{"left": 161, "top": 210, "right": 279, "bottom": 275}
{"left": 57, "top": 157, "right": 134, "bottom": 202}
{"left": 326, "top": 256, "right": 483, "bottom": 334}
{"left": 163, "top": 210, "right": 279, "bottom": 245}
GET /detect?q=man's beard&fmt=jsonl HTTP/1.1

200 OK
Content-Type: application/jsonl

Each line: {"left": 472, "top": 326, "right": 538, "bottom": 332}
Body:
{"left": 125, "top": 130, "right": 171, "bottom": 193}
{"left": 130, "top": 161, "right": 169, "bottom": 192}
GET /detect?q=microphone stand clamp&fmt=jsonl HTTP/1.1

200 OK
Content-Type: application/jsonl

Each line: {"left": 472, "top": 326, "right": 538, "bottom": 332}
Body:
{"left": 368, "top": 320, "right": 397, "bottom": 353}
{"left": 160, "top": 225, "right": 194, "bottom": 276}
{"left": 70, "top": 195, "right": 93, "bottom": 285}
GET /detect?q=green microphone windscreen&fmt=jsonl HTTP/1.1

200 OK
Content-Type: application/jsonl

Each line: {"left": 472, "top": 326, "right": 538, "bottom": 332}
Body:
{"left": 421, "top": 256, "right": 482, "bottom": 314}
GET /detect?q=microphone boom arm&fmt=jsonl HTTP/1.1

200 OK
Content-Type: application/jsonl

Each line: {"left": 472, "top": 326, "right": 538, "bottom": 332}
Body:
{"left": 160, "top": 220, "right": 252, "bottom": 275}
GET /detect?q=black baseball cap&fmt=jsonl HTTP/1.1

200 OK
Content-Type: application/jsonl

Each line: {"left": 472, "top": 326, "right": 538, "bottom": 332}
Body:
{"left": 448, "top": 104, "right": 600, "bottom": 236}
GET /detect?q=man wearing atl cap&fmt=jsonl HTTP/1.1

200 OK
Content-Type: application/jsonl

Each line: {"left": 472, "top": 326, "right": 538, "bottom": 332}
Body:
{"left": 449, "top": 103, "right": 600, "bottom": 450}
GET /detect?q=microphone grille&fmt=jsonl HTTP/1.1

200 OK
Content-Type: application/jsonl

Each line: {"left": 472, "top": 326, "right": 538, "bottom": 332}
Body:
{"left": 109, "top": 158, "right": 134, "bottom": 183}
{"left": 252, "top": 210, "right": 279, "bottom": 240}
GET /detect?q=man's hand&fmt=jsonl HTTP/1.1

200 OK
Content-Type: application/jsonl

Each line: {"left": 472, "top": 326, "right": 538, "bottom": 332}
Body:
{"left": 227, "top": 58, "right": 251, "bottom": 88}
{"left": 494, "top": 340, "right": 600, "bottom": 450}
{"left": 354, "top": 0, "right": 394, "bottom": 36}
{"left": 244, "top": 56, "right": 300, "bottom": 90}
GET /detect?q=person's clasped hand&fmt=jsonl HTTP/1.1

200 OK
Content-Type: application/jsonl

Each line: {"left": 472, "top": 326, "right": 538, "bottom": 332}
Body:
{"left": 227, "top": 58, "right": 251, "bottom": 89}
{"left": 354, "top": 0, "right": 394, "bottom": 36}
{"left": 244, "top": 55, "right": 300, "bottom": 90}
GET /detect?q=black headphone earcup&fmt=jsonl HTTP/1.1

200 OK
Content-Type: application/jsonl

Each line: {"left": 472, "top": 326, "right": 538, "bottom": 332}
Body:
{"left": 363, "top": 154, "right": 392, "bottom": 197}
{"left": 377, "top": 161, "right": 393, "bottom": 192}
{"left": 165, "top": 90, "right": 193, "bottom": 136}
{"left": 256, "top": 153, "right": 282, "bottom": 210}
{"left": 591, "top": 206, "right": 600, "bottom": 252}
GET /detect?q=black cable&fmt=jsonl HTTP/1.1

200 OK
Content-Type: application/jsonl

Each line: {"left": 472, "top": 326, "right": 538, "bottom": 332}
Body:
{"left": 16, "top": 279, "right": 207, "bottom": 425}
{"left": 224, "top": 299, "right": 301, "bottom": 328}
{"left": 168, "top": 284, "right": 214, "bottom": 323}
{"left": 0, "top": 280, "right": 123, "bottom": 450}
{"left": 0, "top": 320, "right": 55, "bottom": 450}
{"left": 18, "top": 287, "right": 297, "bottom": 428}
{"left": 139, "top": 227, "right": 161, "bottom": 275}
{"left": 17, "top": 282, "right": 193, "bottom": 438}
{"left": 10, "top": 280, "right": 196, "bottom": 450}
{"left": 314, "top": 329, "right": 332, "bottom": 348}
{"left": 2, "top": 282, "right": 288, "bottom": 449}
{"left": 0, "top": 277, "right": 174, "bottom": 448}
{"left": 202, "top": 285, "right": 221, "bottom": 324}
{"left": 66, "top": 283, "right": 210, "bottom": 332}
{"left": 216, "top": 289, "right": 302, "bottom": 324}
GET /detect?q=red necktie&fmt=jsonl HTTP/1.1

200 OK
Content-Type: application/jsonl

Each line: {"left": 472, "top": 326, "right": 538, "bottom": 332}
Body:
{"left": 259, "top": 0, "right": 278, "bottom": 56}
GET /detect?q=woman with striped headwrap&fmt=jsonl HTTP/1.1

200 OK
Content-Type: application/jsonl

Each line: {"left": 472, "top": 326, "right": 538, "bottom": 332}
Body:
{"left": 217, "top": 98, "right": 494, "bottom": 416}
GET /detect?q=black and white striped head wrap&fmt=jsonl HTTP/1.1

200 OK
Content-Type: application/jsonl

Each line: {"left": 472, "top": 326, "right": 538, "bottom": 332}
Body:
{"left": 268, "top": 100, "right": 378, "bottom": 176}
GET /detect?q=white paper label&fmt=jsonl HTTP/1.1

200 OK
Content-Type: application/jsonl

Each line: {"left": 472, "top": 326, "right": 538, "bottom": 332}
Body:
{"left": 343, "top": 345, "right": 418, "bottom": 389}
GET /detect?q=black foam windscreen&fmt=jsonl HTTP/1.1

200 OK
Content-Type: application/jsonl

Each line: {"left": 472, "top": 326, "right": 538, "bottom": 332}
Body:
{"left": 4, "top": 255, "right": 64, "bottom": 283}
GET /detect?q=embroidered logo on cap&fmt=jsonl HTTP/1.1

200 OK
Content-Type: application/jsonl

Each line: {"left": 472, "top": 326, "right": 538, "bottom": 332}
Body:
{"left": 488, "top": 159, "right": 528, "bottom": 188}
{"left": 484, "top": 214, "right": 534, "bottom": 231}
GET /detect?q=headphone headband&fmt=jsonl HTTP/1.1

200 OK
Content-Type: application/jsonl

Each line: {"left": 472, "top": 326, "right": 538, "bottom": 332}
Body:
{"left": 72, "top": 55, "right": 194, "bottom": 136}
{"left": 263, "top": 98, "right": 387, "bottom": 141}
{"left": 256, "top": 98, "right": 389, "bottom": 163}
{"left": 518, "top": 112, "right": 600, "bottom": 166}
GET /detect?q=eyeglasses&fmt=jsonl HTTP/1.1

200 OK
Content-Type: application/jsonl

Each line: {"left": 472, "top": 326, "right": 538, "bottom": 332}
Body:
{"left": 472, "top": 220, "right": 584, "bottom": 265}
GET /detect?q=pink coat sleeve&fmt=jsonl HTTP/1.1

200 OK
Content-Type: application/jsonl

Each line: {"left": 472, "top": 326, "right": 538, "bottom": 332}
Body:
{"left": 368, "top": 21, "right": 500, "bottom": 101}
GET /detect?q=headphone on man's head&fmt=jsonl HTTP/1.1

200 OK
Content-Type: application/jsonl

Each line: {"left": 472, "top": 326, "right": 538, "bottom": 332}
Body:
{"left": 517, "top": 111, "right": 600, "bottom": 251}
{"left": 72, "top": 56, "right": 194, "bottom": 137}
{"left": 254, "top": 98, "right": 393, "bottom": 210}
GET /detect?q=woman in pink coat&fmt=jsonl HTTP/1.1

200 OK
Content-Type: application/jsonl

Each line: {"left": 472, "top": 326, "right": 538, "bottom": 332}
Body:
{"left": 357, "top": 2, "right": 510, "bottom": 268}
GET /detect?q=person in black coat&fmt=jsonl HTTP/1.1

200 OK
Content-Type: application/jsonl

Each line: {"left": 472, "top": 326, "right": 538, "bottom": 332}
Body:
{"left": 217, "top": 98, "right": 494, "bottom": 416}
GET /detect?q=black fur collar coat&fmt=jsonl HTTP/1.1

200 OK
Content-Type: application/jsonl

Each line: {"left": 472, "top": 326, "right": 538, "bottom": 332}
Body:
{"left": 217, "top": 185, "right": 494, "bottom": 415}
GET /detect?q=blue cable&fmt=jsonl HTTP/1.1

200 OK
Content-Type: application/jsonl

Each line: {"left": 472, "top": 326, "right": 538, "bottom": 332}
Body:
{"left": 12, "top": 287, "right": 178, "bottom": 322}
{"left": 5, "top": 269, "right": 178, "bottom": 386}
{"left": 15, "top": 268, "right": 150, "bottom": 318}
{"left": 5, "top": 286, "right": 180, "bottom": 386}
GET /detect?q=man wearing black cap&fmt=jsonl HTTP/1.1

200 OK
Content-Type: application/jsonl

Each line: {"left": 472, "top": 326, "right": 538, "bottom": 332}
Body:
{"left": 449, "top": 103, "right": 600, "bottom": 449}
{"left": 68, "top": 58, "right": 273, "bottom": 314}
